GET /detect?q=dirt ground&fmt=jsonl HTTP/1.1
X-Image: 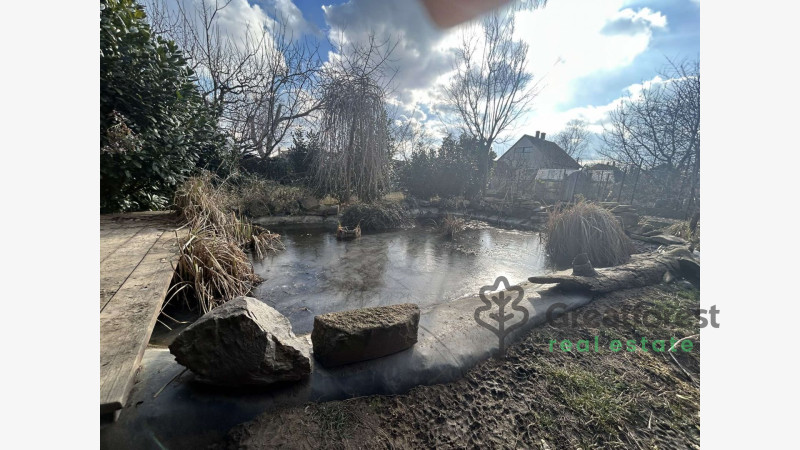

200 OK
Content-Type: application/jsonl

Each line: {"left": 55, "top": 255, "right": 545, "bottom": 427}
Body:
{"left": 223, "top": 283, "right": 700, "bottom": 449}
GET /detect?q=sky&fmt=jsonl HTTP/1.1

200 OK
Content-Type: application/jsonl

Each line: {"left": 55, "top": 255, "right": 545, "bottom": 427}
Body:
{"left": 163, "top": 0, "right": 699, "bottom": 159}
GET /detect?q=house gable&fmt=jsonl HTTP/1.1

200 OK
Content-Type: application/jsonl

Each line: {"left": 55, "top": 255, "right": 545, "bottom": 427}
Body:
{"left": 497, "top": 134, "right": 581, "bottom": 171}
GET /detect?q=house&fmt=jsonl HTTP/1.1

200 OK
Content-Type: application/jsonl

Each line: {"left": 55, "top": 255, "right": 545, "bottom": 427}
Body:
{"left": 491, "top": 131, "right": 581, "bottom": 198}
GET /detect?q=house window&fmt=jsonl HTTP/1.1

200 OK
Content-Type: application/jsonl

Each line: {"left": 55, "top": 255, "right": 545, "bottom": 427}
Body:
{"left": 517, "top": 147, "right": 532, "bottom": 154}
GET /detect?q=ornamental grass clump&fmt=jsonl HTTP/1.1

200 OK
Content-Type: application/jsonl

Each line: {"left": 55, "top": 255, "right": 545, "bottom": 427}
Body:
{"left": 172, "top": 173, "right": 283, "bottom": 313}
{"left": 440, "top": 214, "right": 465, "bottom": 239}
{"left": 544, "top": 201, "right": 633, "bottom": 268}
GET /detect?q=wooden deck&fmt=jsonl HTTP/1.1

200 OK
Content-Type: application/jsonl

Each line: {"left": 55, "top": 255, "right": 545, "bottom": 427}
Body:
{"left": 100, "top": 211, "right": 184, "bottom": 416}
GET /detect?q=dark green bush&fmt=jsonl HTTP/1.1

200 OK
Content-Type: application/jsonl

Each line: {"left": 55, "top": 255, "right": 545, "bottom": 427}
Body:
{"left": 100, "top": 0, "right": 227, "bottom": 212}
{"left": 400, "top": 133, "right": 489, "bottom": 200}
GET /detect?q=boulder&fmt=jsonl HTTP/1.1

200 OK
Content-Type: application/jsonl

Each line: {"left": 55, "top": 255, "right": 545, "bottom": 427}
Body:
{"left": 572, "top": 253, "right": 597, "bottom": 277}
{"left": 169, "top": 297, "right": 310, "bottom": 386}
{"left": 300, "top": 196, "right": 320, "bottom": 211}
{"left": 311, "top": 303, "right": 420, "bottom": 368}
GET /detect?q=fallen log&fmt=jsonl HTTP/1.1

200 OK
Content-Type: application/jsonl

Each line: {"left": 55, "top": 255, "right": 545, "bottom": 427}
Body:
{"left": 529, "top": 246, "right": 697, "bottom": 294}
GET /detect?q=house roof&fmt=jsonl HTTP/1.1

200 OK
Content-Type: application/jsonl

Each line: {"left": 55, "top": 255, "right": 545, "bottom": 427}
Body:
{"left": 497, "top": 134, "right": 581, "bottom": 170}
{"left": 587, "top": 163, "right": 611, "bottom": 170}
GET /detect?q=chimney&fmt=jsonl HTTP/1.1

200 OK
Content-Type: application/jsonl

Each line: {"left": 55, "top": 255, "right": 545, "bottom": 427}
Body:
{"left": 535, "top": 131, "right": 540, "bottom": 138}
{"left": 541, "top": 132, "right": 546, "bottom": 140}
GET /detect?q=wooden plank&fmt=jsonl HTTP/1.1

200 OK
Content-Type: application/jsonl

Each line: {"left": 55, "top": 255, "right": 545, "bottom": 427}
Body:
{"left": 100, "top": 227, "right": 165, "bottom": 311}
{"left": 100, "top": 211, "right": 179, "bottom": 262}
{"left": 100, "top": 225, "right": 145, "bottom": 263}
{"left": 100, "top": 231, "right": 180, "bottom": 414}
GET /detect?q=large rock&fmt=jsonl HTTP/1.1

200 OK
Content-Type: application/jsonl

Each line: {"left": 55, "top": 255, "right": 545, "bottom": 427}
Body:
{"left": 169, "top": 297, "right": 310, "bottom": 386}
{"left": 572, "top": 253, "right": 597, "bottom": 277}
{"left": 311, "top": 303, "right": 420, "bottom": 368}
{"left": 300, "top": 196, "right": 319, "bottom": 211}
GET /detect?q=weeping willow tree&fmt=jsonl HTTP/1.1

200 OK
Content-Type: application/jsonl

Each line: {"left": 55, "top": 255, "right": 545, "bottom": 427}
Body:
{"left": 313, "top": 35, "right": 395, "bottom": 203}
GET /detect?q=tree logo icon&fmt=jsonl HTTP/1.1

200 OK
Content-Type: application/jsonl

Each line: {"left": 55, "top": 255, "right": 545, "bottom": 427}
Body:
{"left": 474, "top": 276, "right": 529, "bottom": 357}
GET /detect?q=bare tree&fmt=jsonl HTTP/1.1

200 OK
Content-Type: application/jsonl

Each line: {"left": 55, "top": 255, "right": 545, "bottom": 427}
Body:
{"left": 312, "top": 35, "right": 397, "bottom": 202}
{"left": 228, "top": 21, "right": 322, "bottom": 159}
{"left": 553, "top": 119, "right": 591, "bottom": 160}
{"left": 144, "top": 0, "right": 323, "bottom": 160}
{"left": 599, "top": 58, "right": 700, "bottom": 213}
{"left": 443, "top": 11, "right": 540, "bottom": 193}
{"left": 390, "top": 118, "right": 436, "bottom": 161}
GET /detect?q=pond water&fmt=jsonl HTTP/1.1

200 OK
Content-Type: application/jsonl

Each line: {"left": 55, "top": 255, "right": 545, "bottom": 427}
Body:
{"left": 251, "top": 222, "right": 552, "bottom": 334}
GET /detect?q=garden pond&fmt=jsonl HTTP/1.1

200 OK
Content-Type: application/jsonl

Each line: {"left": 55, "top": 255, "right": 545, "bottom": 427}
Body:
{"left": 251, "top": 220, "right": 554, "bottom": 334}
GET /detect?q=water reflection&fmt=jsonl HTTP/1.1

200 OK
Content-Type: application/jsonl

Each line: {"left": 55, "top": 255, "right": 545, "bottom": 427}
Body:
{"left": 251, "top": 222, "right": 551, "bottom": 334}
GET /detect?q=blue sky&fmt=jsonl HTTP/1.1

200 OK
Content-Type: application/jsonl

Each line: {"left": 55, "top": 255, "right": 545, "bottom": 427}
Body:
{"left": 170, "top": 0, "right": 700, "bottom": 158}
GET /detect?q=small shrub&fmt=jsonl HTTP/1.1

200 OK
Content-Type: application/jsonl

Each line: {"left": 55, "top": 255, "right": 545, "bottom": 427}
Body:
{"left": 235, "top": 177, "right": 311, "bottom": 217}
{"left": 544, "top": 201, "right": 633, "bottom": 268}
{"left": 440, "top": 214, "right": 465, "bottom": 239}
{"left": 100, "top": 0, "right": 226, "bottom": 212}
{"left": 340, "top": 202, "right": 411, "bottom": 232}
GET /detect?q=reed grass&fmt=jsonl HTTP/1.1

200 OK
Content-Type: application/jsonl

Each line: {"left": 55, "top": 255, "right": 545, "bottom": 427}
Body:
{"left": 543, "top": 201, "right": 633, "bottom": 268}
{"left": 171, "top": 172, "right": 283, "bottom": 313}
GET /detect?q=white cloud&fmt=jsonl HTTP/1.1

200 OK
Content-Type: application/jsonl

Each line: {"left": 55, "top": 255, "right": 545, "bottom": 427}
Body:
{"left": 158, "top": 0, "right": 670, "bottom": 157}
{"left": 268, "top": 0, "right": 321, "bottom": 36}
{"left": 488, "top": 0, "right": 668, "bottom": 153}
{"left": 322, "top": 0, "right": 453, "bottom": 97}
{"left": 601, "top": 7, "right": 668, "bottom": 35}
{"left": 319, "top": 0, "right": 670, "bottom": 155}
{"left": 153, "top": 0, "right": 318, "bottom": 51}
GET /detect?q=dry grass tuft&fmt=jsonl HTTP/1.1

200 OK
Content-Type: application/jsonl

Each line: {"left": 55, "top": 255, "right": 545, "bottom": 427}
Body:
{"left": 544, "top": 201, "right": 633, "bottom": 268}
{"left": 235, "top": 177, "right": 311, "bottom": 217}
{"left": 172, "top": 172, "right": 283, "bottom": 313}
{"left": 667, "top": 220, "right": 700, "bottom": 250}
{"left": 439, "top": 214, "right": 465, "bottom": 239}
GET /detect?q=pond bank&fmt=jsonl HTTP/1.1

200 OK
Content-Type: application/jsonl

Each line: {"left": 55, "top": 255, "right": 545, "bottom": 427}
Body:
{"left": 251, "top": 206, "right": 546, "bottom": 231}
{"left": 100, "top": 282, "right": 590, "bottom": 449}
{"left": 228, "top": 283, "right": 700, "bottom": 449}
{"left": 101, "top": 211, "right": 696, "bottom": 449}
